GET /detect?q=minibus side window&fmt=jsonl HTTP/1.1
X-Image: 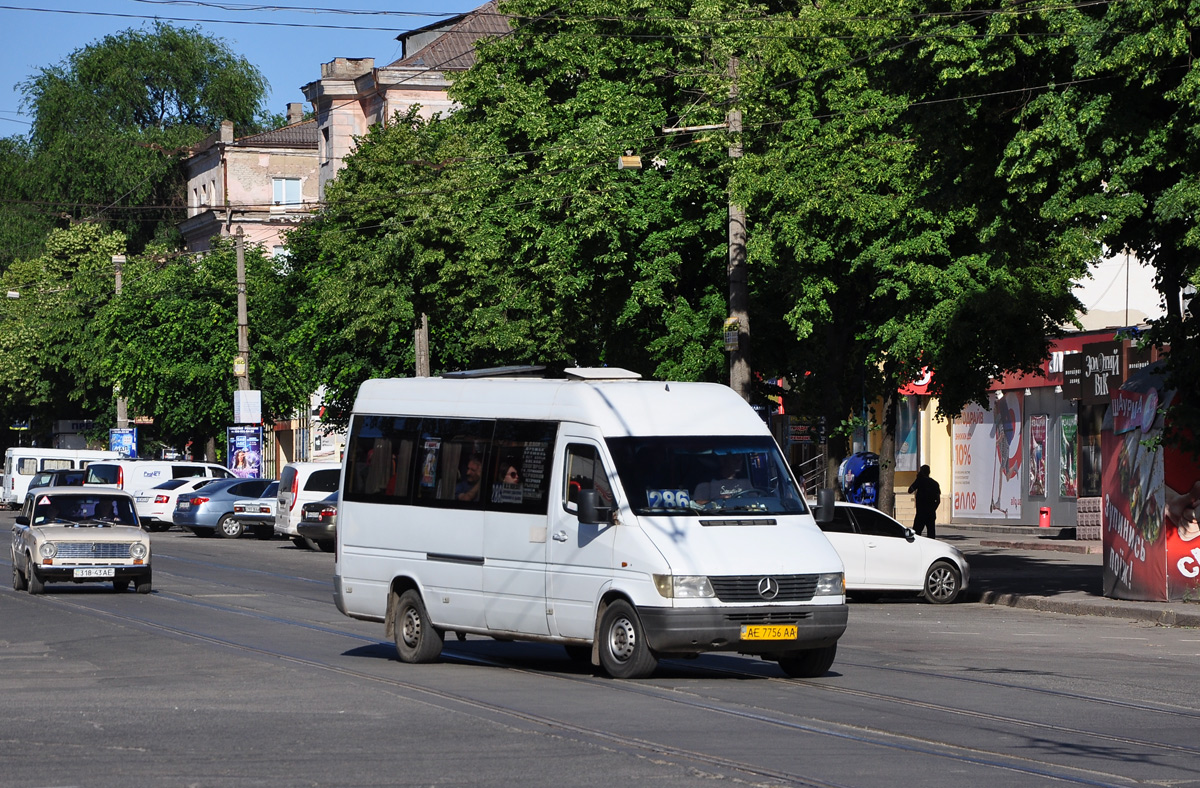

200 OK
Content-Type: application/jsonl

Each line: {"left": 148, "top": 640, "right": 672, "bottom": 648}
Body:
{"left": 563, "top": 444, "right": 615, "bottom": 510}
{"left": 42, "top": 458, "right": 72, "bottom": 471}
{"left": 17, "top": 458, "right": 37, "bottom": 475}
{"left": 488, "top": 421, "right": 556, "bottom": 514}
{"left": 344, "top": 415, "right": 418, "bottom": 504}
{"left": 415, "top": 419, "right": 493, "bottom": 507}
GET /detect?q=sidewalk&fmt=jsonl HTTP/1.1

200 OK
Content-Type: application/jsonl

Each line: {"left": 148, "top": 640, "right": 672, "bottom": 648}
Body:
{"left": 938, "top": 524, "right": 1200, "bottom": 628}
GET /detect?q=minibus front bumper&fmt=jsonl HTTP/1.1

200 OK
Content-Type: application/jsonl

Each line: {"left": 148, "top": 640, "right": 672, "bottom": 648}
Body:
{"left": 637, "top": 603, "right": 849, "bottom": 656}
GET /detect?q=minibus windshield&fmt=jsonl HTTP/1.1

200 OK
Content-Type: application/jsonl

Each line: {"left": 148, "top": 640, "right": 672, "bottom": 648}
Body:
{"left": 606, "top": 436, "right": 809, "bottom": 516}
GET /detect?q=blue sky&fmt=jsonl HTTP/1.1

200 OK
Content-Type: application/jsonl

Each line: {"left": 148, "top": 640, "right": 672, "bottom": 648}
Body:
{"left": 0, "top": 0, "right": 472, "bottom": 133}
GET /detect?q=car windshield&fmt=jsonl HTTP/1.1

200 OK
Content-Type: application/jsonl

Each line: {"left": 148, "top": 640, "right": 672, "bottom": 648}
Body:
{"left": 31, "top": 493, "right": 139, "bottom": 526}
{"left": 605, "top": 436, "right": 808, "bottom": 516}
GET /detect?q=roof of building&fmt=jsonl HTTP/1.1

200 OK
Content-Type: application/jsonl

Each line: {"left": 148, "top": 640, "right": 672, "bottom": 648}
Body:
{"left": 387, "top": 1, "right": 510, "bottom": 71}
{"left": 234, "top": 119, "right": 318, "bottom": 149}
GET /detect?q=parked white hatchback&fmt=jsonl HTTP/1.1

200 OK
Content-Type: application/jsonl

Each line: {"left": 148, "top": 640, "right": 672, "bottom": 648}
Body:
{"left": 11, "top": 487, "right": 152, "bottom": 594}
{"left": 818, "top": 502, "right": 969, "bottom": 604}
{"left": 275, "top": 462, "right": 340, "bottom": 549}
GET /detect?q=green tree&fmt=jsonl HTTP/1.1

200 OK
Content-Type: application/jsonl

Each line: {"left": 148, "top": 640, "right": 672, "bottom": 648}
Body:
{"left": 0, "top": 223, "right": 126, "bottom": 440}
{"left": 3, "top": 22, "right": 269, "bottom": 266}
{"left": 996, "top": 0, "right": 1200, "bottom": 440}
{"left": 95, "top": 238, "right": 310, "bottom": 456}
{"left": 293, "top": 0, "right": 1091, "bottom": 479}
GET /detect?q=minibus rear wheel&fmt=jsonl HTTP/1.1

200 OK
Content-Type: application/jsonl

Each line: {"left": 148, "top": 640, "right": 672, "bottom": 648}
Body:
{"left": 597, "top": 600, "right": 658, "bottom": 679}
{"left": 393, "top": 589, "right": 444, "bottom": 663}
{"left": 778, "top": 644, "right": 837, "bottom": 678}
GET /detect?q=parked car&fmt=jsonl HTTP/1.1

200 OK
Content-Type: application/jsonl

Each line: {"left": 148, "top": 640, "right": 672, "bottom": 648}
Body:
{"left": 11, "top": 487, "right": 151, "bottom": 594}
{"left": 230, "top": 481, "right": 280, "bottom": 540}
{"left": 27, "top": 468, "right": 88, "bottom": 492}
{"left": 275, "top": 462, "right": 341, "bottom": 549}
{"left": 85, "top": 460, "right": 234, "bottom": 491}
{"left": 174, "top": 478, "right": 275, "bottom": 538}
{"left": 297, "top": 492, "right": 337, "bottom": 553}
{"left": 818, "top": 502, "right": 969, "bottom": 604}
{"left": 22, "top": 468, "right": 88, "bottom": 510}
{"left": 132, "top": 477, "right": 219, "bottom": 532}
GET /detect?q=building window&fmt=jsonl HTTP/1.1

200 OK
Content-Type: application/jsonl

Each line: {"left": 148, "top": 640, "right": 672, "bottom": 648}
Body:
{"left": 200, "top": 184, "right": 209, "bottom": 205}
{"left": 273, "top": 177, "right": 301, "bottom": 206}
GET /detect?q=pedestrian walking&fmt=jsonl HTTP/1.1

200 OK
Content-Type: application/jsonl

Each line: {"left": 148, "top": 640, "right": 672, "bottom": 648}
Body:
{"left": 907, "top": 464, "right": 941, "bottom": 539}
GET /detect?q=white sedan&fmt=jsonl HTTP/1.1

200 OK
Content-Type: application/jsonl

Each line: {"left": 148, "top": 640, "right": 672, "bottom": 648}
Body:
{"left": 818, "top": 502, "right": 969, "bottom": 604}
{"left": 133, "top": 477, "right": 218, "bottom": 532}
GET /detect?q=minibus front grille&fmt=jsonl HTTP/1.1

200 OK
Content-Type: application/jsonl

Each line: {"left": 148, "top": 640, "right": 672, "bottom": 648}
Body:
{"left": 709, "top": 574, "right": 819, "bottom": 603}
{"left": 724, "top": 611, "right": 813, "bottom": 625}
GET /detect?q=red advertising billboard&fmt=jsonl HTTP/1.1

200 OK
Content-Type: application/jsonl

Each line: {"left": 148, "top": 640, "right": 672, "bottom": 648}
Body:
{"left": 1102, "top": 365, "right": 1200, "bottom": 601}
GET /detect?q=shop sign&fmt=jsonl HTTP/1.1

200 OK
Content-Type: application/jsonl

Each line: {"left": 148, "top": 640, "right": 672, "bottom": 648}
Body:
{"left": 1062, "top": 352, "right": 1083, "bottom": 400}
{"left": 1080, "top": 342, "right": 1123, "bottom": 405}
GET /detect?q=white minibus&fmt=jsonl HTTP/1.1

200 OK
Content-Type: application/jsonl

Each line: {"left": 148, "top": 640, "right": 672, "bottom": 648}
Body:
{"left": 2, "top": 447, "right": 121, "bottom": 508}
{"left": 335, "top": 369, "right": 848, "bottom": 679}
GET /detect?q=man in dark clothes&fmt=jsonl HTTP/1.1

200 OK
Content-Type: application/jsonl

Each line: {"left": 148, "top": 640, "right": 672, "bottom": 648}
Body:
{"left": 907, "top": 464, "right": 942, "bottom": 538}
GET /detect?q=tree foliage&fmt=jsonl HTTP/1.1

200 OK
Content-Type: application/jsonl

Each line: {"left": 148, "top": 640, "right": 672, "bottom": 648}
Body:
{"left": 995, "top": 0, "right": 1200, "bottom": 436}
{"left": 1, "top": 23, "right": 270, "bottom": 266}
{"left": 96, "top": 238, "right": 310, "bottom": 453}
{"left": 0, "top": 224, "right": 126, "bottom": 433}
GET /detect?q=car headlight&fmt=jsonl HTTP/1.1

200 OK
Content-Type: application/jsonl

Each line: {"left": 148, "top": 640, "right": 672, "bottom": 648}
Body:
{"left": 39, "top": 542, "right": 57, "bottom": 559}
{"left": 652, "top": 574, "right": 715, "bottom": 599}
{"left": 814, "top": 572, "right": 844, "bottom": 596}
{"left": 129, "top": 542, "right": 148, "bottom": 560}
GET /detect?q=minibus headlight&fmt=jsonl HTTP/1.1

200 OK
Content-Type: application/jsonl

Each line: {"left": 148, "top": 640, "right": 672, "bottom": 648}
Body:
{"left": 653, "top": 574, "right": 715, "bottom": 599}
{"left": 39, "top": 542, "right": 57, "bottom": 559}
{"left": 814, "top": 572, "right": 844, "bottom": 596}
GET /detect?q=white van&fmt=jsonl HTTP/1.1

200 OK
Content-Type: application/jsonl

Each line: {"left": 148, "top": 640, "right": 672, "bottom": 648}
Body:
{"left": 275, "top": 461, "right": 342, "bottom": 549}
{"left": 334, "top": 369, "right": 848, "bottom": 679}
{"left": 84, "top": 460, "right": 234, "bottom": 491}
{"left": 2, "top": 447, "right": 121, "bottom": 508}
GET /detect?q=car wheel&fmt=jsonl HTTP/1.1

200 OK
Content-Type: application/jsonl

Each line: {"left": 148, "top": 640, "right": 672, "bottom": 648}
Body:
{"left": 113, "top": 579, "right": 130, "bottom": 593}
{"left": 134, "top": 574, "right": 152, "bottom": 594}
{"left": 252, "top": 524, "right": 273, "bottom": 540}
{"left": 150, "top": 523, "right": 171, "bottom": 533}
{"left": 26, "top": 560, "right": 45, "bottom": 595}
{"left": 291, "top": 536, "right": 309, "bottom": 549}
{"left": 392, "top": 589, "right": 443, "bottom": 663}
{"left": 216, "top": 515, "right": 243, "bottom": 539}
{"left": 12, "top": 561, "right": 27, "bottom": 591}
{"left": 597, "top": 600, "right": 658, "bottom": 679}
{"left": 316, "top": 539, "right": 335, "bottom": 553}
{"left": 924, "top": 561, "right": 962, "bottom": 604}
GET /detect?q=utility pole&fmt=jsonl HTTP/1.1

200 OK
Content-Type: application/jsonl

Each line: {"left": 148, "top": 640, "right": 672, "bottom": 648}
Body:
{"left": 414, "top": 313, "right": 430, "bottom": 377}
{"left": 235, "top": 228, "right": 250, "bottom": 391}
{"left": 112, "top": 255, "right": 129, "bottom": 428}
{"left": 726, "top": 56, "right": 751, "bottom": 402}
{"left": 663, "top": 57, "right": 752, "bottom": 402}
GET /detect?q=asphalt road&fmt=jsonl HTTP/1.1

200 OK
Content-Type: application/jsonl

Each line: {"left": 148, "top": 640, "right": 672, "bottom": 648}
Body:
{"left": 3, "top": 513, "right": 1199, "bottom": 788}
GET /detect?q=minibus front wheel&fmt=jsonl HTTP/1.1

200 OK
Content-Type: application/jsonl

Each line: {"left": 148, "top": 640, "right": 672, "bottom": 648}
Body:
{"left": 392, "top": 589, "right": 444, "bottom": 663}
{"left": 778, "top": 643, "right": 837, "bottom": 678}
{"left": 598, "top": 600, "right": 658, "bottom": 679}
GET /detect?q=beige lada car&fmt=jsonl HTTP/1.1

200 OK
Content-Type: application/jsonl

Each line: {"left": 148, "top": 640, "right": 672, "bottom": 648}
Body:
{"left": 11, "top": 487, "right": 151, "bottom": 594}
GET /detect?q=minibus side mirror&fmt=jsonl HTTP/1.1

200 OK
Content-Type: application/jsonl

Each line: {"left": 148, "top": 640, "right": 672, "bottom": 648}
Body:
{"left": 576, "top": 489, "right": 612, "bottom": 525}
{"left": 814, "top": 488, "right": 835, "bottom": 524}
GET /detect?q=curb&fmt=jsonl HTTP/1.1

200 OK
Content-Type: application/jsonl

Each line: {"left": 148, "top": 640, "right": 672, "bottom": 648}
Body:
{"left": 978, "top": 539, "right": 1103, "bottom": 555}
{"left": 976, "top": 591, "right": 1200, "bottom": 628}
